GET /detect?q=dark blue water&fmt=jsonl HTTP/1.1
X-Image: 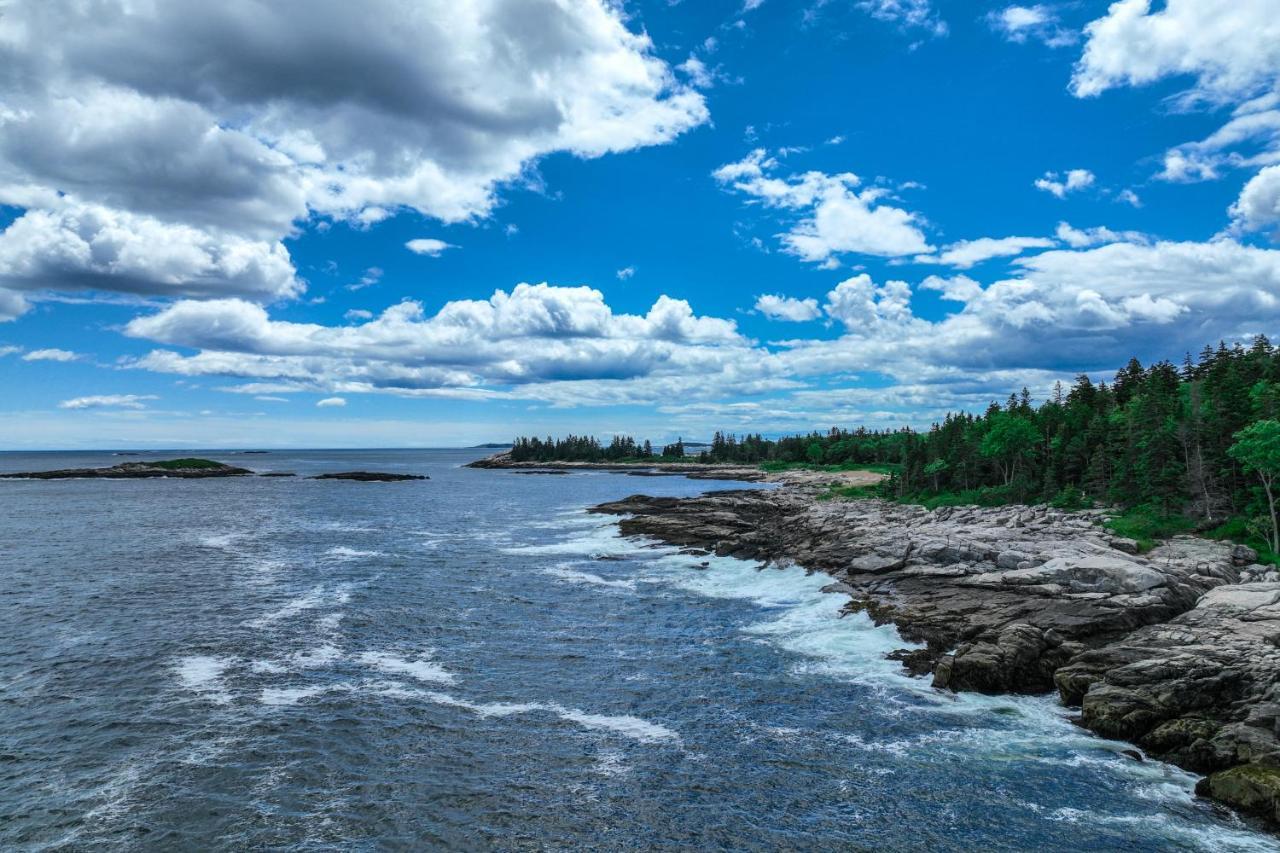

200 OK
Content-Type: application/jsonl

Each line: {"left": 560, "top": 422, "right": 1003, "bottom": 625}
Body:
{"left": 0, "top": 449, "right": 1275, "bottom": 851}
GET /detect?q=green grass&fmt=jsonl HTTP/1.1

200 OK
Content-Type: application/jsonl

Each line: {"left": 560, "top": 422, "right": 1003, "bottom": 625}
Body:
{"left": 151, "top": 458, "right": 227, "bottom": 470}
{"left": 816, "top": 483, "right": 885, "bottom": 501}
{"left": 1103, "top": 504, "right": 1196, "bottom": 552}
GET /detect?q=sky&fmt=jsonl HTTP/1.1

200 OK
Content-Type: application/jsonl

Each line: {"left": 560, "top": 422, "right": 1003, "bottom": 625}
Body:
{"left": 1, "top": 0, "right": 1279, "bottom": 449}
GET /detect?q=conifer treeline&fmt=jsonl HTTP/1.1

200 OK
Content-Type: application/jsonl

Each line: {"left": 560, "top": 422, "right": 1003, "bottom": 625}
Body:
{"left": 509, "top": 336, "right": 1280, "bottom": 529}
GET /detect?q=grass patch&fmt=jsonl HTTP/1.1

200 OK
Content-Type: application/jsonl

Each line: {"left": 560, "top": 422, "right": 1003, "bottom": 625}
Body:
{"left": 817, "top": 483, "right": 885, "bottom": 501}
{"left": 1103, "top": 504, "right": 1196, "bottom": 552}
{"left": 151, "top": 458, "right": 227, "bottom": 470}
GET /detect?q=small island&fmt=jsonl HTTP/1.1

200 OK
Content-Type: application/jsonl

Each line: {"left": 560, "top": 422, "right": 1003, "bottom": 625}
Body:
{"left": 0, "top": 458, "right": 253, "bottom": 479}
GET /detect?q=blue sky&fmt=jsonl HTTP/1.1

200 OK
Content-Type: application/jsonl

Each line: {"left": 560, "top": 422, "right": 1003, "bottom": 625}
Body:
{"left": 1, "top": 0, "right": 1279, "bottom": 448}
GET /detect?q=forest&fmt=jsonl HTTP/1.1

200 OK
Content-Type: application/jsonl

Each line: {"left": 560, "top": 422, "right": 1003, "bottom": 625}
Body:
{"left": 508, "top": 337, "right": 1280, "bottom": 558}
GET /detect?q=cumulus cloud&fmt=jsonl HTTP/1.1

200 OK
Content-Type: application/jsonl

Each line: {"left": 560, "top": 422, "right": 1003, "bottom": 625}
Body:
{"left": 616, "top": 266, "right": 636, "bottom": 281}
{"left": 58, "top": 394, "right": 156, "bottom": 409}
{"left": 755, "top": 294, "right": 821, "bottom": 322}
{"left": 316, "top": 397, "right": 347, "bottom": 408}
{"left": 22, "top": 348, "right": 78, "bottom": 362}
{"left": 1034, "top": 169, "right": 1095, "bottom": 198}
{"left": 405, "top": 239, "right": 456, "bottom": 257}
{"left": 924, "top": 236, "right": 1056, "bottom": 268}
{"left": 0, "top": 0, "right": 707, "bottom": 305}
{"left": 344, "top": 309, "right": 374, "bottom": 322}
{"left": 714, "top": 149, "right": 933, "bottom": 264}
{"left": 1230, "top": 164, "right": 1280, "bottom": 235}
{"left": 122, "top": 284, "right": 750, "bottom": 399}
{"left": 987, "top": 5, "right": 1076, "bottom": 47}
{"left": 112, "top": 238, "right": 1280, "bottom": 416}
{"left": 1071, "top": 0, "right": 1280, "bottom": 103}
{"left": 0, "top": 200, "right": 302, "bottom": 300}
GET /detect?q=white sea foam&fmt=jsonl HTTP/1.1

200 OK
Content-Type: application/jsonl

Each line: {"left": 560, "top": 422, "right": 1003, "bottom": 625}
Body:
{"left": 175, "top": 655, "right": 234, "bottom": 704}
{"left": 325, "top": 546, "right": 383, "bottom": 560}
{"left": 197, "top": 531, "right": 245, "bottom": 550}
{"left": 247, "top": 583, "right": 352, "bottom": 628}
{"left": 501, "top": 520, "right": 646, "bottom": 559}
{"left": 290, "top": 644, "right": 344, "bottom": 669}
{"left": 1045, "top": 806, "right": 1280, "bottom": 852}
{"left": 361, "top": 682, "right": 679, "bottom": 743}
{"left": 551, "top": 706, "right": 678, "bottom": 742}
{"left": 246, "top": 586, "right": 328, "bottom": 627}
{"left": 543, "top": 564, "right": 637, "bottom": 590}
{"left": 358, "top": 651, "right": 456, "bottom": 685}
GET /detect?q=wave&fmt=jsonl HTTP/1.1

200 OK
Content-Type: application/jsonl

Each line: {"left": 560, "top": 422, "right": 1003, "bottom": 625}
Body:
{"left": 543, "top": 564, "right": 637, "bottom": 591}
{"left": 174, "top": 655, "right": 234, "bottom": 704}
{"left": 357, "top": 651, "right": 456, "bottom": 685}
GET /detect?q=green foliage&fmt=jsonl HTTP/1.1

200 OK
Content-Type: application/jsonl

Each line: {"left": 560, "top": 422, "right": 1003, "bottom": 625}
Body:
{"left": 1103, "top": 504, "right": 1197, "bottom": 552}
{"left": 1049, "top": 486, "right": 1090, "bottom": 511}
{"left": 1228, "top": 419, "right": 1280, "bottom": 551}
{"left": 152, "top": 458, "right": 226, "bottom": 470}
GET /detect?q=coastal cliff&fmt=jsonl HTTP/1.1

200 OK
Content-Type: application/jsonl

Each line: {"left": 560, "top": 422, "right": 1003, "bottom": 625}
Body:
{"left": 590, "top": 483, "right": 1280, "bottom": 827}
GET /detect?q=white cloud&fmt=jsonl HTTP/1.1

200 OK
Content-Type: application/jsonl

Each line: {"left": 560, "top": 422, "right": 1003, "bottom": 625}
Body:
{"left": 0, "top": 200, "right": 302, "bottom": 300}
{"left": 109, "top": 240, "right": 1280, "bottom": 419}
{"left": 919, "top": 274, "right": 983, "bottom": 303}
{"left": 616, "top": 266, "right": 636, "bottom": 281}
{"left": 1230, "top": 164, "right": 1280, "bottom": 234}
{"left": 714, "top": 149, "right": 933, "bottom": 264}
{"left": 1034, "top": 169, "right": 1095, "bottom": 198}
{"left": 925, "top": 236, "right": 1056, "bottom": 268}
{"left": 1071, "top": 0, "right": 1280, "bottom": 103}
{"left": 316, "top": 397, "right": 347, "bottom": 408}
{"left": 0, "top": 289, "right": 29, "bottom": 322}
{"left": 405, "top": 238, "right": 456, "bottom": 257}
{"left": 1117, "top": 189, "right": 1143, "bottom": 207}
{"left": 856, "top": 0, "right": 947, "bottom": 36}
{"left": 254, "top": 395, "right": 291, "bottom": 403}
{"left": 1054, "top": 221, "right": 1148, "bottom": 248}
{"left": 823, "top": 275, "right": 913, "bottom": 331}
{"left": 346, "top": 268, "right": 383, "bottom": 292}
{"left": 22, "top": 348, "right": 78, "bottom": 362}
{"left": 755, "top": 294, "right": 821, "bottom": 322}
{"left": 344, "top": 309, "right": 374, "bottom": 322}
{"left": 0, "top": 0, "right": 707, "bottom": 304}
{"left": 58, "top": 394, "right": 156, "bottom": 409}
{"left": 988, "top": 5, "right": 1076, "bottom": 47}
{"left": 1156, "top": 95, "right": 1280, "bottom": 183}
{"left": 0, "top": 345, "right": 22, "bottom": 357}
{"left": 677, "top": 57, "right": 715, "bottom": 90}
{"left": 122, "top": 284, "right": 749, "bottom": 399}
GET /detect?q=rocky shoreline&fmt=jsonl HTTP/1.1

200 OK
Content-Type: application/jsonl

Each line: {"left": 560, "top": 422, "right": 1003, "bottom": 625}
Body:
{"left": 589, "top": 483, "right": 1280, "bottom": 828}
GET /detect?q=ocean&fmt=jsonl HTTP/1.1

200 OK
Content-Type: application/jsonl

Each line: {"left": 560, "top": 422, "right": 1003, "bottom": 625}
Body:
{"left": 0, "top": 448, "right": 1275, "bottom": 851}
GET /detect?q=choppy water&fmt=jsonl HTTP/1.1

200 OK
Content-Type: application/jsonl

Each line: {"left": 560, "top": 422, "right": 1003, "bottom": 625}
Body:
{"left": 1, "top": 448, "right": 1276, "bottom": 851}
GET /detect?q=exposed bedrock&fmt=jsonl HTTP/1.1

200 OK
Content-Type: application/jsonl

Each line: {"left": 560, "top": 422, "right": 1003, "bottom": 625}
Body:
{"left": 590, "top": 487, "right": 1280, "bottom": 825}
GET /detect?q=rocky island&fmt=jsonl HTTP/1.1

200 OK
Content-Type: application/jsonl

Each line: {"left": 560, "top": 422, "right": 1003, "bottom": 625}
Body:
{"left": 590, "top": 482, "right": 1280, "bottom": 827}
{"left": 0, "top": 458, "right": 254, "bottom": 479}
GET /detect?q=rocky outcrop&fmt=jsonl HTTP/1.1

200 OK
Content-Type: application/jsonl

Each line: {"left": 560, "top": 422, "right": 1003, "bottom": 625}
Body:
{"left": 309, "top": 471, "right": 428, "bottom": 481}
{"left": 590, "top": 485, "right": 1280, "bottom": 825}
{"left": 0, "top": 459, "right": 253, "bottom": 479}
{"left": 1055, "top": 579, "right": 1280, "bottom": 822}
{"left": 592, "top": 490, "right": 1245, "bottom": 693}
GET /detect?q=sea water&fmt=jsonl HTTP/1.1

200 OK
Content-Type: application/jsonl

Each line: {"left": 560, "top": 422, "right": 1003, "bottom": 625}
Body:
{"left": 0, "top": 448, "right": 1275, "bottom": 851}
